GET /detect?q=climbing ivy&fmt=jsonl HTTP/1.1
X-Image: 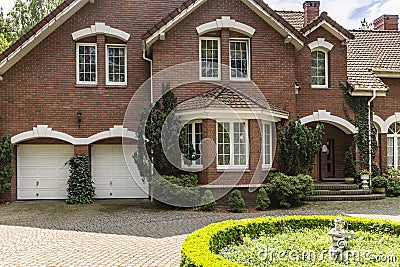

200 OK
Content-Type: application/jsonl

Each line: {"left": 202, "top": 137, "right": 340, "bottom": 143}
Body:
{"left": 0, "top": 135, "right": 13, "bottom": 194}
{"left": 341, "top": 83, "right": 378, "bottom": 172}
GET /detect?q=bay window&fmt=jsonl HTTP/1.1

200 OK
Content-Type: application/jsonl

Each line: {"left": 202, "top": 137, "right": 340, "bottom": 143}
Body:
{"left": 182, "top": 122, "right": 202, "bottom": 167}
{"left": 263, "top": 123, "right": 272, "bottom": 167}
{"left": 217, "top": 121, "right": 248, "bottom": 168}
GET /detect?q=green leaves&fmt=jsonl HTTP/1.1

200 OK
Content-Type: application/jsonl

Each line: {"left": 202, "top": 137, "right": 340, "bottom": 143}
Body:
{"left": 277, "top": 119, "right": 324, "bottom": 176}
{"left": 344, "top": 148, "right": 356, "bottom": 178}
{"left": 228, "top": 189, "right": 245, "bottom": 213}
{"left": 0, "top": 135, "right": 13, "bottom": 194}
{"left": 65, "top": 154, "right": 95, "bottom": 204}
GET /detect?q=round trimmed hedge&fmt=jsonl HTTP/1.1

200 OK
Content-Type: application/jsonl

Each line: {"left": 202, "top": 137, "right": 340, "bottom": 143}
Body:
{"left": 180, "top": 215, "right": 400, "bottom": 267}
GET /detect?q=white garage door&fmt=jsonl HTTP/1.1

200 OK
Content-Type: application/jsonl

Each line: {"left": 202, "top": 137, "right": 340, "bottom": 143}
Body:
{"left": 17, "top": 145, "right": 73, "bottom": 200}
{"left": 91, "top": 144, "right": 148, "bottom": 198}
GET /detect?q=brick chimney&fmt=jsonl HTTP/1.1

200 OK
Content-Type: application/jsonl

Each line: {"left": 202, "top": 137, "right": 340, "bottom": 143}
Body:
{"left": 303, "top": 1, "right": 320, "bottom": 26}
{"left": 373, "top": 15, "right": 399, "bottom": 31}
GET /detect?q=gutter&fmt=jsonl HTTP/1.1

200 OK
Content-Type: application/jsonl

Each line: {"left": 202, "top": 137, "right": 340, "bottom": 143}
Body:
{"left": 368, "top": 89, "right": 377, "bottom": 186}
{"left": 142, "top": 42, "right": 153, "bottom": 103}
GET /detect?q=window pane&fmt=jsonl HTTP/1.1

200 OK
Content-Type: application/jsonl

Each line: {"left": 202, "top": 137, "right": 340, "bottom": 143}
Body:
{"left": 77, "top": 45, "right": 96, "bottom": 82}
{"left": 108, "top": 46, "right": 126, "bottom": 83}
{"left": 200, "top": 39, "right": 219, "bottom": 78}
{"left": 311, "top": 50, "right": 326, "bottom": 86}
{"left": 230, "top": 40, "right": 249, "bottom": 79}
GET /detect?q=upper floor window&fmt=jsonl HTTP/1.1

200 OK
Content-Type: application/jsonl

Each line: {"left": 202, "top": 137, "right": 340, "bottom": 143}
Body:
{"left": 200, "top": 37, "right": 220, "bottom": 80}
{"left": 76, "top": 43, "right": 97, "bottom": 85}
{"left": 106, "top": 44, "right": 127, "bottom": 86}
{"left": 217, "top": 121, "right": 248, "bottom": 168}
{"left": 311, "top": 50, "right": 328, "bottom": 88}
{"left": 230, "top": 39, "right": 250, "bottom": 80}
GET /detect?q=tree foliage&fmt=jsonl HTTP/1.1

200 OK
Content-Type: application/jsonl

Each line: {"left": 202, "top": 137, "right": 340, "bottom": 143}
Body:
{"left": 0, "top": 0, "right": 62, "bottom": 53}
{"left": 277, "top": 119, "right": 324, "bottom": 176}
{"left": 134, "top": 83, "right": 193, "bottom": 182}
{"left": 228, "top": 189, "right": 245, "bottom": 213}
{"left": 343, "top": 147, "right": 356, "bottom": 178}
{"left": 65, "top": 154, "right": 95, "bottom": 204}
{"left": 359, "top": 18, "right": 373, "bottom": 30}
{"left": 0, "top": 135, "right": 13, "bottom": 194}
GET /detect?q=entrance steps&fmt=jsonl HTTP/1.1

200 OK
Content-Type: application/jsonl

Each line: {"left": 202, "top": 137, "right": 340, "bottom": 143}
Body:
{"left": 305, "top": 183, "right": 386, "bottom": 201}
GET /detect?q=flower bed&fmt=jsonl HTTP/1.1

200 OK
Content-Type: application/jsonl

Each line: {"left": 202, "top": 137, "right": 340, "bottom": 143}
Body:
{"left": 180, "top": 216, "right": 400, "bottom": 267}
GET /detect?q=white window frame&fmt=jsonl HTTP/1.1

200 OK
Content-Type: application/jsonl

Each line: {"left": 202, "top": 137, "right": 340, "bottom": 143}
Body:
{"left": 76, "top": 43, "right": 97, "bottom": 85}
{"left": 216, "top": 120, "right": 249, "bottom": 169}
{"left": 262, "top": 122, "right": 273, "bottom": 169}
{"left": 199, "top": 37, "right": 221, "bottom": 81}
{"left": 229, "top": 38, "right": 251, "bottom": 81}
{"left": 182, "top": 121, "right": 203, "bottom": 168}
{"left": 311, "top": 49, "right": 328, "bottom": 89}
{"left": 387, "top": 122, "right": 400, "bottom": 169}
{"left": 106, "top": 44, "right": 127, "bottom": 86}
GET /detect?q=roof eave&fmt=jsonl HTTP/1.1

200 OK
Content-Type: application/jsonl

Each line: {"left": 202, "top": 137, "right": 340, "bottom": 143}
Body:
{"left": 373, "top": 69, "right": 400, "bottom": 78}
{"left": 348, "top": 86, "right": 388, "bottom": 97}
{"left": 303, "top": 21, "right": 352, "bottom": 42}
{"left": 0, "top": 0, "right": 90, "bottom": 76}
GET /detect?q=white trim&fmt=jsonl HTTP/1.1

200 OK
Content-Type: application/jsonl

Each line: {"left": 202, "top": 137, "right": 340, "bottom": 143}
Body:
{"left": 308, "top": 38, "right": 334, "bottom": 52}
{"left": 303, "top": 21, "right": 350, "bottom": 41}
{"left": 199, "top": 37, "right": 221, "bottom": 81}
{"left": 143, "top": 0, "right": 303, "bottom": 51}
{"left": 71, "top": 22, "right": 130, "bottom": 41}
{"left": 381, "top": 113, "right": 400, "bottom": 134}
{"left": 300, "top": 110, "right": 357, "bottom": 134}
{"left": 11, "top": 125, "right": 137, "bottom": 145}
{"left": 373, "top": 69, "right": 400, "bottom": 78}
{"left": 76, "top": 43, "right": 97, "bottom": 85}
{"left": 311, "top": 49, "right": 328, "bottom": 89}
{"left": 373, "top": 115, "right": 385, "bottom": 134}
{"left": 229, "top": 38, "right": 251, "bottom": 81}
{"left": 349, "top": 89, "right": 387, "bottom": 97}
{"left": 216, "top": 120, "right": 249, "bottom": 169}
{"left": 106, "top": 44, "right": 127, "bottom": 86}
{"left": 262, "top": 122, "right": 273, "bottom": 169}
{"left": 196, "top": 16, "right": 256, "bottom": 37}
{"left": 0, "top": 0, "right": 89, "bottom": 76}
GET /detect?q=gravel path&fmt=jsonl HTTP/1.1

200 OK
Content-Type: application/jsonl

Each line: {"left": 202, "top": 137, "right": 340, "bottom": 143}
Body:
{"left": 0, "top": 198, "right": 399, "bottom": 266}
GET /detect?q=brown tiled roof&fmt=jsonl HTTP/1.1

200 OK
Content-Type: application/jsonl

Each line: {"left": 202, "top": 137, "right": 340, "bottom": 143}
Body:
{"left": 177, "top": 86, "right": 289, "bottom": 115}
{"left": 142, "top": 0, "right": 306, "bottom": 42}
{"left": 347, "top": 30, "right": 400, "bottom": 90}
{"left": 300, "top": 12, "right": 355, "bottom": 40}
{"left": 0, "top": 0, "right": 75, "bottom": 62}
{"left": 276, "top": 10, "right": 304, "bottom": 31}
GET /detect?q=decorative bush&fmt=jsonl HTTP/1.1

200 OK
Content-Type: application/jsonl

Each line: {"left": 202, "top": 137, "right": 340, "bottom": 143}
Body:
{"left": 386, "top": 179, "right": 400, "bottom": 197}
{"left": 371, "top": 176, "right": 389, "bottom": 189}
{"left": 181, "top": 216, "right": 400, "bottom": 267}
{"left": 265, "top": 172, "right": 313, "bottom": 208}
{"left": 65, "top": 154, "right": 95, "bottom": 204}
{"left": 277, "top": 119, "right": 324, "bottom": 176}
{"left": 152, "top": 174, "right": 200, "bottom": 207}
{"left": 386, "top": 168, "right": 400, "bottom": 179}
{"left": 343, "top": 147, "right": 356, "bottom": 178}
{"left": 256, "top": 187, "right": 270, "bottom": 211}
{"left": 0, "top": 135, "right": 13, "bottom": 194}
{"left": 200, "top": 189, "right": 216, "bottom": 211}
{"left": 228, "top": 189, "right": 245, "bottom": 213}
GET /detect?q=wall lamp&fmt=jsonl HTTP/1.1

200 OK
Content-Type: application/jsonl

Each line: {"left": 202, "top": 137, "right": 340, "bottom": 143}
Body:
{"left": 77, "top": 111, "right": 83, "bottom": 128}
{"left": 295, "top": 82, "right": 301, "bottom": 95}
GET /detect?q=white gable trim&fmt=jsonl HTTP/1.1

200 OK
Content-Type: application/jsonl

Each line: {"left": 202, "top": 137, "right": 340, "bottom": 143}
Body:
{"left": 196, "top": 16, "right": 255, "bottom": 36}
{"left": 300, "top": 110, "right": 356, "bottom": 134}
{"left": 381, "top": 113, "right": 400, "bottom": 134}
{"left": 144, "top": 0, "right": 303, "bottom": 51}
{"left": 0, "top": 0, "right": 90, "bottom": 76}
{"left": 11, "top": 125, "right": 137, "bottom": 144}
{"left": 308, "top": 38, "right": 334, "bottom": 51}
{"left": 72, "top": 22, "right": 130, "bottom": 41}
{"left": 303, "top": 21, "right": 349, "bottom": 41}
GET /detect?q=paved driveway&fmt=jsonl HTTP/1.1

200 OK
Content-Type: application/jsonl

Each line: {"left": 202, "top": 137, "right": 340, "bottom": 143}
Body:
{"left": 0, "top": 198, "right": 399, "bottom": 266}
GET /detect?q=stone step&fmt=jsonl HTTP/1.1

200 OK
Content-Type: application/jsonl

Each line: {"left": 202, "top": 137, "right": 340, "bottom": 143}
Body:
{"left": 312, "top": 189, "right": 372, "bottom": 196}
{"left": 313, "top": 183, "right": 359, "bottom": 191}
{"left": 304, "top": 194, "right": 386, "bottom": 201}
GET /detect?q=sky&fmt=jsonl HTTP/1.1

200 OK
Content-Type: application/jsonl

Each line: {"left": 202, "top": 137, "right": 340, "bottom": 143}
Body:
{"left": 0, "top": 0, "right": 399, "bottom": 29}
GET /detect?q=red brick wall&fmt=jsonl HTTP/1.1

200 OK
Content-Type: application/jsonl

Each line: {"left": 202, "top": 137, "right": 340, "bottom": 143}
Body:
{"left": 374, "top": 78, "right": 400, "bottom": 120}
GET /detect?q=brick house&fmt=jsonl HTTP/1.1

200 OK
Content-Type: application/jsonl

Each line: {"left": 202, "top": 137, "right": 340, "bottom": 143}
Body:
{"left": 0, "top": 0, "right": 399, "bottom": 201}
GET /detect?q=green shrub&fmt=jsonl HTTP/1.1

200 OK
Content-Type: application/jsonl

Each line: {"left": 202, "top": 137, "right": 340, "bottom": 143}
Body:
{"left": 343, "top": 147, "right": 356, "bottom": 178}
{"left": 152, "top": 174, "right": 200, "bottom": 207}
{"left": 65, "top": 154, "right": 95, "bottom": 204}
{"left": 371, "top": 176, "right": 389, "bottom": 188}
{"left": 180, "top": 216, "right": 400, "bottom": 267}
{"left": 386, "top": 179, "right": 400, "bottom": 197}
{"left": 228, "top": 189, "right": 245, "bottom": 213}
{"left": 266, "top": 172, "right": 313, "bottom": 208}
{"left": 256, "top": 187, "right": 270, "bottom": 210}
{"left": 200, "top": 189, "right": 216, "bottom": 211}
{"left": 0, "top": 135, "right": 13, "bottom": 194}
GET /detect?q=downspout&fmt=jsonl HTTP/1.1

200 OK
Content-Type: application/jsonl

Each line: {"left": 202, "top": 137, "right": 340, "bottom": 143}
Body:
{"left": 142, "top": 41, "right": 153, "bottom": 103}
{"left": 368, "top": 89, "right": 377, "bottom": 186}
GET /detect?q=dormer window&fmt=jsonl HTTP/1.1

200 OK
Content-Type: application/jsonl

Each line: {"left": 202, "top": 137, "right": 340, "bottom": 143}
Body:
{"left": 308, "top": 38, "right": 334, "bottom": 89}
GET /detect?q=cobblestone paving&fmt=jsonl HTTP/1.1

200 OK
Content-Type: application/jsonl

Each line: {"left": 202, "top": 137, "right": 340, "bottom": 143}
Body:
{"left": 0, "top": 198, "right": 399, "bottom": 266}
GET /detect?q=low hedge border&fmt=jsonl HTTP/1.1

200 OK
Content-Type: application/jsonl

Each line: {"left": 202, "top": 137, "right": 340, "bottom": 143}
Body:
{"left": 180, "top": 215, "right": 400, "bottom": 267}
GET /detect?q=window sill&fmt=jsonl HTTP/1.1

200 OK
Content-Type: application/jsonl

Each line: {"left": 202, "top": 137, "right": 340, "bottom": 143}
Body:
{"left": 105, "top": 85, "right": 128, "bottom": 89}
{"left": 217, "top": 168, "right": 250, "bottom": 173}
{"left": 311, "top": 85, "right": 329, "bottom": 89}
{"left": 200, "top": 77, "right": 221, "bottom": 82}
{"left": 182, "top": 166, "right": 203, "bottom": 171}
{"left": 76, "top": 84, "right": 98, "bottom": 88}
{"left": 230, "top": 78, "right": 251, "bottom": 82}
